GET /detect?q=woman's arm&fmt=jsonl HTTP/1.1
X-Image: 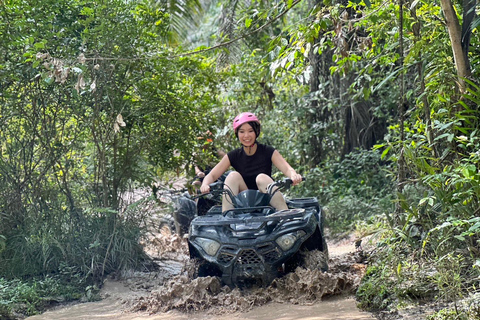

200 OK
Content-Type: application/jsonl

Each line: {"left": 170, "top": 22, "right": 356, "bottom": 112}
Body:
{"left": 271, "top": 150, "right": 303, "bottom": 185}
{"left": 194, "top": 165, "right": 205, "bottom": 178}
{"left": 200, "top": 154, "right": 231, "bottom": 193}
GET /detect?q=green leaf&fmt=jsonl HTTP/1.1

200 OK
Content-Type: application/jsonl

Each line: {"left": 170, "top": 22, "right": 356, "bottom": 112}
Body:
{"left": 475, "top": 260, "right": 480, "bottom": 268}
{"left": 434, "top": 133, "right": 454, "bottom": 142}
{"left": 373, "top": 67, "right": 401, "bottom": 92}
{"left": 462, "top": 164, "right": 476, "bottom": 178}
{"left": 467, "top": 222, "right": 480, "bottom": 233}
{"left": 34, "top": 42, "right": 45, "bottom": 49}
{"left": 381, "top": 146, "right": 391, "bottom": 160}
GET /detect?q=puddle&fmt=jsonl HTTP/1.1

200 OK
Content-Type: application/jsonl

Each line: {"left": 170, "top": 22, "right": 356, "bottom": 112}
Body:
{"left": 27, "top": 297, "right": 373, "bottom": 320}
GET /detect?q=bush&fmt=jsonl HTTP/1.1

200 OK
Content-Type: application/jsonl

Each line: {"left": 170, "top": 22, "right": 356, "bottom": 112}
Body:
{"left": 291, "top": 148, "right": 395, "bottom": 233}
{"left": 0, "top": 275, "right": 99, "bottom": 318}
{"left": 356, "top": 265, "right": 395, "bottom": 311}
{"left": 0, "top": 206, "right": 148, "bottom": 280}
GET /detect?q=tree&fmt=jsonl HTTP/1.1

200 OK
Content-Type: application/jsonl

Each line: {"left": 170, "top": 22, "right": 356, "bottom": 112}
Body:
{"left": 0, "top": 0, "right": 220, "bottom": 278}
{"left": 439, "top": 0, "right": 475, "bottom": 93}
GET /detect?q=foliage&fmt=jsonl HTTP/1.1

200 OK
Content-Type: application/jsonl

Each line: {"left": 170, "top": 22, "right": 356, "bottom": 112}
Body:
{"left": 0, "top": 0, "right": 219, "bottom": 279}
{"left": 287, "top": 148, "right": 395, "bottom": 233}
{"left": 0, "top": 0, "right": 479, "bottom": 317}
{"left": 0, "top": 275, "right": 99, "bottom": 318}
{"left": 426, "top": 293, "right": 480, "bottom": 320}
{"left": 356, "top": 265, "right": 395, "bottom": 311}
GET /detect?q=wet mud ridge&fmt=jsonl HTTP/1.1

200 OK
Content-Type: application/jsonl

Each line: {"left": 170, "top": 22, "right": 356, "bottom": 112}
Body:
{"left": 122, "top": 229, "right": 368, "bottom": 316}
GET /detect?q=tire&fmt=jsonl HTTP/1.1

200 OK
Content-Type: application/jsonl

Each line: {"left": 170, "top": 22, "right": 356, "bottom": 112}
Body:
{"left": 284, "top": 248, "right": 329, "bottom": 273}
{"left": 303, "top": 249, "right": 329, "bottom": 271}
{"left": 172, "top": 197, "right": 196, "bottom": 236}
{"left": 284, "top": 251, "right": 304, "bottom": 273}
{"left": 194, "top": 260, "right": 222, "bottom": 278}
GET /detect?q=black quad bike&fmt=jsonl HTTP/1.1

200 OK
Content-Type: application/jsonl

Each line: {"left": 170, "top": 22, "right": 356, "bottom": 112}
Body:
{"left": 184, "top": 177, "right": 329, "bottom": 288}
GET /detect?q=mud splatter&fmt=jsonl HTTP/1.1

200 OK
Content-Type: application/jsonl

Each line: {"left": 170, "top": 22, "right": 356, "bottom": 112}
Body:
{"left": 123, "top": 202, "right": 368, "bottom": 317}
{"left": 129, "top": 244, "right": 366, "bottom": 315}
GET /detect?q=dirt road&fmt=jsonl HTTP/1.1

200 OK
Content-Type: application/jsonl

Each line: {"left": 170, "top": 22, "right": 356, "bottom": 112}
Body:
{"left": 27, "top": 232, "right": 374, "bottom": 320}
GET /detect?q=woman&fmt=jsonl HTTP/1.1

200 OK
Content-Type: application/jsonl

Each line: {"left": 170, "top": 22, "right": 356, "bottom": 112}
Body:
{"left": 200, "top": 112, "right": 303, "bottom": 211}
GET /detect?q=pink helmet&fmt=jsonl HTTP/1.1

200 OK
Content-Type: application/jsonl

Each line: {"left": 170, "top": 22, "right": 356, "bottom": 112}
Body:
{"left": 233, "top": 112, "right": 260, "bottom": 131}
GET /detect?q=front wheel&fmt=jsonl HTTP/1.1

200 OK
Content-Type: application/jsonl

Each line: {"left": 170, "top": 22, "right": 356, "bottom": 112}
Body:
{"left": 284, "top": 249, "right": 329, "bottom": 273}
{"left": 302, "top": 249, "right": 329, "bottom": 271}
{"left": 194, "top": 259, "right": 222, "bottom": 279}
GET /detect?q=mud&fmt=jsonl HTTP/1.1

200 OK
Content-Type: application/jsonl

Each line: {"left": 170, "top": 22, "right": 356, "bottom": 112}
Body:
{"left": 129, "top": 250, "right": 365, "bottom": 315}
{"left": 27, "top": 198, "right": 374, "bottom": 320}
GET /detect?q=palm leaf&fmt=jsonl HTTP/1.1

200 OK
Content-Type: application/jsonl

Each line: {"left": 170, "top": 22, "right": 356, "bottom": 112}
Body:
{"left": 152, "top": 0, "right": 205, "bottom": 45}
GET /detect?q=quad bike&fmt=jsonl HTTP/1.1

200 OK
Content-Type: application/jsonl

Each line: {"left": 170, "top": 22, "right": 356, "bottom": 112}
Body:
{"left": 186, "top": 177, "right": 329, "bottom": 288}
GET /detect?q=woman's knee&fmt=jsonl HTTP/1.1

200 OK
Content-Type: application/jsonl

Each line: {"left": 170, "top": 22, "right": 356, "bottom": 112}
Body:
{"left": 225, "top": 171, "right": 242, "bottom": 183}
{"left": 256, "top": 174, "right": 273, "bottom": 192}
{"left": 224, "top": 171, "right": 247, "bottom": 193}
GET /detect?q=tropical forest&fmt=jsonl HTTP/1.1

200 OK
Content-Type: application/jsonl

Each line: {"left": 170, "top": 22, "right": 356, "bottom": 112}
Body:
{"left": 0, "top": 0, "right": 479, "bottom": 319}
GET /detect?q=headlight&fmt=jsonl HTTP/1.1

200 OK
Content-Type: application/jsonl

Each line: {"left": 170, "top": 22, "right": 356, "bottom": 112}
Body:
{"left": 195, "top": 237, "right": 220, "bottom": 256}
{"left": 275, "top": 231, "right": 306, "bottom": 251}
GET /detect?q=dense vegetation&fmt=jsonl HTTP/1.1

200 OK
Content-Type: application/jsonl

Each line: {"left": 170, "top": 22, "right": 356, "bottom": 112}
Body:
{"left": 0, "top": 0, "right": 479, "bottom": 319}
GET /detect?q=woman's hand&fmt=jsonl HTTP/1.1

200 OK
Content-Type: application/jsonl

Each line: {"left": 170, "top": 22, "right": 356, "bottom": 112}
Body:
{"left": 200, "top": 183, "right": 210, "bottom": 194}
{"left": 290, "top": 172, "right": 303, "bottom": 186}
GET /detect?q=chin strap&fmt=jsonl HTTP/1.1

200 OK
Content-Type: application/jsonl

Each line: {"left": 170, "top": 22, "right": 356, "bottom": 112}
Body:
{"left": 242, "top": 141, "right": 257, "bottom": 154}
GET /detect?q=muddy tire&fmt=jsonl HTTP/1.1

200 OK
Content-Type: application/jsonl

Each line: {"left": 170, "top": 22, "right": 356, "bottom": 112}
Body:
{"left": 158, "top": 218, "right": 175, "bottom": 235}
{"left": 284, "top": 251, "right": 304, "bottom": 273}
{"left": 284, "top": 249, "right": 329, "bottom": 273}
{"left": 303, "top": 249, "right": 329, "bottom": 271}
{"left": 196, "top": 197, "right": 216, "bottom": 216}
{"left": 321, "top": 236, "right": 329, "bottom": 260}
{"left": 226, "top": 270, "right": 278, "bottom": 288}
{"left": 284, "top": 226, "right": 329, "bottom": 273}
{"left": 193, "top": 259, "right": 222, "bottom": 279}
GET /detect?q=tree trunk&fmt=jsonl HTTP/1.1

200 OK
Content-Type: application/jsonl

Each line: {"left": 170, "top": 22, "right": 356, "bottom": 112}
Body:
{"left": 396, "top": 0, "right": 407, "bottom": 220}
{"left": 307, "top": 39, "right": 323, "bottom": 167}
{"left": 306, "top": 0, "right": 325, "bottom": 167}
{"left": 439, "top": 0, "right": 472, "bottom": 93}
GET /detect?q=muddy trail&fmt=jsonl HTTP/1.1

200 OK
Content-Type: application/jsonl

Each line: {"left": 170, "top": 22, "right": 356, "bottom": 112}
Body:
{"left": 26, "top": 184, "right": 377, "bottom": 320}
{"left": 27, "top": 225, "right": 374, "bottom": 320}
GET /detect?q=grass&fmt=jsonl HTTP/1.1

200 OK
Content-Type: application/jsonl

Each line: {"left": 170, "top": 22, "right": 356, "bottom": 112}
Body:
{"left": 0, "top": 275, "right": 100, "bottom": 319}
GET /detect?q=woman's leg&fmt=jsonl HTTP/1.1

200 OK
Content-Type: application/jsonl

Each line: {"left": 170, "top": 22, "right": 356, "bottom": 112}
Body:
{"left": 256, "top": 174, "right": 288, "bottom": 210}
{"left": 223, "top": 171, "right": 248, "bottom": 211}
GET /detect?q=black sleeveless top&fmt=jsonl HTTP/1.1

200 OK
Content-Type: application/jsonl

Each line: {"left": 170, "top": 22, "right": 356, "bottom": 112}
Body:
{"left": 227, "top": 143, "right": 275, "bottom": 190}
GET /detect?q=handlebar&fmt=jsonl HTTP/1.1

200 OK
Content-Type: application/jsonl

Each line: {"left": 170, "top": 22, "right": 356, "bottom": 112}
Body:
{"left": 196, "top": 176, "right": 305, "bottom": 202}
{"left": 267, "top": 177, "right": 305, "bottom": 192}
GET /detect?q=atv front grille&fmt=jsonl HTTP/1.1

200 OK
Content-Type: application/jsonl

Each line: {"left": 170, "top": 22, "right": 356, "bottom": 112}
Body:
{"left": 218, "top": 245, "right": 237, "bottom": 264}
{"left": 256, "top": 243, "right": 280, "bottom": 263}
{"left": 217, "top": 243, "right": 281, "bottom": 266}
{"left": 237, "top": 249, "right": 262, "bottom": 265}
{"left": 218, "top": 252, "right": 236, "bottom": 264}
{"left": 263, "top": 248, "right": 280, "bottom": 262}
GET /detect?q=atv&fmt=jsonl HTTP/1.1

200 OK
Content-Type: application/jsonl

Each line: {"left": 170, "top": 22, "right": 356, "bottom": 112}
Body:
{"left": 186, "top": 177, "right": 328, "bottom": 288}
